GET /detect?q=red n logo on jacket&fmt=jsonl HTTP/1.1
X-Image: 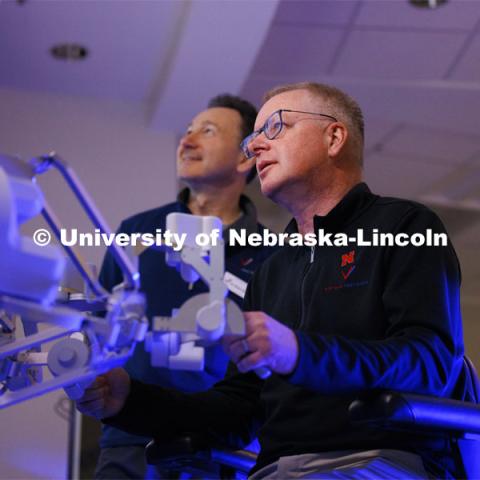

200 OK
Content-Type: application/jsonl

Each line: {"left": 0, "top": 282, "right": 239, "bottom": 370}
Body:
{"left": 341, "top": 250, "right": 355, "bottom": 267}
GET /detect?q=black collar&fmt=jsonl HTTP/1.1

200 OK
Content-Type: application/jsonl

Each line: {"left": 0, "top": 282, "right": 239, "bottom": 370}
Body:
{"left": 285, "top": 183, "right": 376, "bottom": 234}
{"left": 177, "top": 188, "right": 260, "bottom": 235}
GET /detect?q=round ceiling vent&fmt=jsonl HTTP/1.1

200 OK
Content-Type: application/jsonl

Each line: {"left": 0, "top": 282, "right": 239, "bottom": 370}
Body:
{"left": 50, "top": 44, "right": 89, "bottom": 61}
{"left": 409, "top": 0, "right": 448, "bottom": 8}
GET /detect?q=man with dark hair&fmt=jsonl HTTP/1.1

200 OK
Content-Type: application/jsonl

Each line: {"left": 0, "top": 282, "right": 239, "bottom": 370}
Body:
{"left": 94, "top": 94, "right": 272, "bottom": 479}
{"left": 207, "top": 94, "right": 258, "bottom": 183}
{"left": 80, "top": 83, "right": 470, "bottom": 479}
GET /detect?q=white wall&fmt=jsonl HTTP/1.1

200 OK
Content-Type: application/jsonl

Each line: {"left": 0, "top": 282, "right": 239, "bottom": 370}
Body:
{"left": 0, "top": 87, "right": 177, "bottom": 479}
{"left": 0, "top": 87, "right": 177, "bottom": 267}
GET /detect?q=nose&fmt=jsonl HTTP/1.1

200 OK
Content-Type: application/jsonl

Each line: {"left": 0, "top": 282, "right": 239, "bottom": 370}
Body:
{"left": 248, "top": 131, "right": 269, "bottom": 158}
{"left": 179, "top": 131, "right": 197, "bottom": 150}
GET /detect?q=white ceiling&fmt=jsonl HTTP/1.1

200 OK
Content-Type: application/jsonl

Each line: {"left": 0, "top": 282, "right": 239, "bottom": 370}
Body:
{"left": 0, "top": 1, "right": 182, "bottom": 101}
{"left": 0, "top": 0, "right": 279, "bottom": 130}
{"left": 0, "top": 0, "right": 479, "bottom": 301}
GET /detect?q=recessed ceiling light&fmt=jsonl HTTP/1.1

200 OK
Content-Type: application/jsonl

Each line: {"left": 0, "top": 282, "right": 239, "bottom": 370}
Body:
{"left": 50, "top": 43, "right": 89, "bottom": 61}
{"left": 409, "top": 0, "right": 448, "bottom": 9}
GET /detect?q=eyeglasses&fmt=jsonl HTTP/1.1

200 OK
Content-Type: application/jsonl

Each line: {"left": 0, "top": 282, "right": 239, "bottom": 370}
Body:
{"left": 240, "top": 109, "right": 337, "bottom": 159}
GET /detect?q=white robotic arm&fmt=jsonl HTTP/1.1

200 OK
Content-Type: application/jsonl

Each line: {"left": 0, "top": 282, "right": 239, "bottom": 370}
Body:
{"left": 0, "top": 153, "right": 147, "bottom": 408}
{"left": 0, "top": 152, "right": 267, "bottom": 410}
{"left": 144, "top": 213, "right": 246, "bottom": 371}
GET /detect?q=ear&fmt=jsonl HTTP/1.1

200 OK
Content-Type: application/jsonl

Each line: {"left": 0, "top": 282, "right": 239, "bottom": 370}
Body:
{"left": 236, "top": 150, "right": 256, "bottom": 176}
{"left": 326, "top": 122, "right": 348, "bottom": 158}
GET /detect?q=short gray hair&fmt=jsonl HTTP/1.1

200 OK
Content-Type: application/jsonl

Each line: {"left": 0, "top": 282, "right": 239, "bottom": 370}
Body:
{"left": 264, "top": 82, "right": 364, "bottom": 166}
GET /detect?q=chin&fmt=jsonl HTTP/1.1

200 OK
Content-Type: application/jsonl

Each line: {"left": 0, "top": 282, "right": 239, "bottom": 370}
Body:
{"left": 260, "top": 179, "right": 281, "bottom": 201}
{"left": 261, "top": 178, "right": 295, "bottom": 212}
{"left": 178, "top": 168, "right": 202, "bottom": 181}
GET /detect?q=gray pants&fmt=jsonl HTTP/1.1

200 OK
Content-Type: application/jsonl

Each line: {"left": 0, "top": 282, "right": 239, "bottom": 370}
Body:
{"left": 95, "top": 446, "right": 162, "bottom": 479}
{"left": 249, "top": 450, "right": 431, "bottom": 479}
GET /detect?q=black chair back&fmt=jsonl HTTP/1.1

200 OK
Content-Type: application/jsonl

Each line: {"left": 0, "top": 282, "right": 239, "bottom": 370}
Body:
{"left": 457, "top": 356, "right": 480, "bottom": 479}
{"left": 463, "top": 356, "right": 480, "bottom": 403}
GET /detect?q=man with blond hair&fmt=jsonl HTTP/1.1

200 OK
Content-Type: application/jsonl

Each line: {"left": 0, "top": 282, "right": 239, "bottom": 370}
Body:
{"left": 78, "top": 83, "right": 470, "bottom": 479}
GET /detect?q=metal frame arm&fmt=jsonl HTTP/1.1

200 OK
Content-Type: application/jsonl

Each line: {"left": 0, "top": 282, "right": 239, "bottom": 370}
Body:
{"left": 31, "top": 153, "right": 139, "bottom": 291}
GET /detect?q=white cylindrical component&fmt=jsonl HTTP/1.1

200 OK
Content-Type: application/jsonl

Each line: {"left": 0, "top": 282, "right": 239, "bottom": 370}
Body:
{"left": 70, "top": 332, "right": 86, "bottom": 342}
{"left": 47, "top": 338, "right": 91, "bottom": 400}
{"left": 24, "top": 352, "right": 48, "bottom": 366}
{"left": 196, "top": 301, "right": 225, "bottom": 342}
{"left": 48, "top": 338, "right": 90, "bottom": 375}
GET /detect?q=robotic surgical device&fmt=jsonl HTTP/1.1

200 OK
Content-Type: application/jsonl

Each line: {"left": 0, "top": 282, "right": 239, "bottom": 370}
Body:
{"left": 0, "top": 152, "right": 256, "bottom": 410}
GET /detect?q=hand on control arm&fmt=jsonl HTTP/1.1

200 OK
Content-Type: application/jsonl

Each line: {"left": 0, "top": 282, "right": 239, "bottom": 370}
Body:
{"left": 223, "top": 311, "right": 299, "bottom": 375}
{"left": 75, "top": 367, "right": 131, "bottom": 420}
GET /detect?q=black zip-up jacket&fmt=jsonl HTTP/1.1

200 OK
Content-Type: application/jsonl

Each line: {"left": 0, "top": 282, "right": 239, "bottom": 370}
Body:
{"left": 106, "top": 183, "right": 472, "bottom": 478}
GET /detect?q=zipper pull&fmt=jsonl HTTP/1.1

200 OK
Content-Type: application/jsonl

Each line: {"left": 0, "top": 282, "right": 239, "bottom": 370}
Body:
{"left": 310, "top": 246, "right": 315, "bottom": 263}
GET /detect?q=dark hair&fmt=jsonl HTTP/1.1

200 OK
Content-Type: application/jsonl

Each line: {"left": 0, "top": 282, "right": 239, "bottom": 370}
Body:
{"left": 208, "top": 94, "right": 258, "bottom": 183}
{"left": 264, "top": 82, "right": 364, "bottom": 167}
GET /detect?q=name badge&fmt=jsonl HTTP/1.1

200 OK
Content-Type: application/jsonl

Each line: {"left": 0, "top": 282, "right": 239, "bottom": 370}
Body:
{"left": 224, "top": 271, "right": 248, "bottom": 299}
